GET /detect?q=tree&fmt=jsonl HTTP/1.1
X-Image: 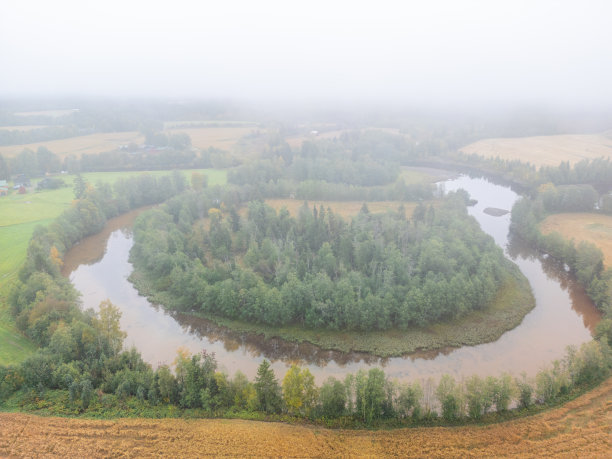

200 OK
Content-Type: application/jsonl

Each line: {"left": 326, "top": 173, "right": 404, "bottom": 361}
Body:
{"left": 191, "top": 172, "right": 207, "bottom": 190}
{"left": 49, "top": 322, "right": 77, "bottom": 363}
{"left": 73, "top": 173, "right": 87, "bottom": 199}
{"left": 92, "top": 300, "right": 126, "bottom": 356}
{"left": 355, "top": 368, "right": 388, "bottom": 423}
{"left": 318, "top": 377, "right": 346, "bottom": 418}
{"left": 282, "top": 365, "right": 317, "bottom": 416}
{"left": 436, "top": 374, "right": 462, "bottom": 421}
{"left": 156, "top": 364, "right": 177, "bottom": 403}
{"left": 396, "top": 381, "right": 423, "bottom": 419}
{"left": 254, "top": 359, "right": 282, "bottom": 413}
{"left": 0, "top": 153, "right": 9, "bottom": 180}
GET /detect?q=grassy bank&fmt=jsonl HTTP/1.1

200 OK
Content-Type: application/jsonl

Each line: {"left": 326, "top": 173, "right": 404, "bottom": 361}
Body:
{"left": 131, "top": 266, "right": 535, "bottom": 358}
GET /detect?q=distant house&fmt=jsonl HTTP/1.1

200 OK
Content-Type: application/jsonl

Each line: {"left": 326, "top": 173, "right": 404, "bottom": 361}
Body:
{"left": 0, "top": 180, "right": 6, "bottom": 187}
{"left": 13, "top": 174, "right": 31, "bottom": 187}
{"left": 0, "top": 187, "right": 8, "bottom": 196}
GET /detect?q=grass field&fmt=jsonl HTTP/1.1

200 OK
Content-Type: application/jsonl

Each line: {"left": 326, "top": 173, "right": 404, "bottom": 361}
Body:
{"left": 2, "top": 374, "right": 610, "bottom": 457}
{"left": 460, "top": 133, "right": 612, "bottom": 167}
{"left": 540, "top": 213, "right": 612, "bottom": 267}
{"left": 0, "top": 169, "right": 227, "bottom": 365}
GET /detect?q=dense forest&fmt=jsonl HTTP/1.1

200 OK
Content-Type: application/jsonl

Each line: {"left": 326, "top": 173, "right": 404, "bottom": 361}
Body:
{"left": 130, "top": 191, "right": 514, "bottom": 331}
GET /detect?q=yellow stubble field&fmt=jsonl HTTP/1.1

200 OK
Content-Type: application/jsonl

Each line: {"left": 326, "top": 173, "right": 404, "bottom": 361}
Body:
{"left": 0, "top": 132, "right": 144, "bottom": 159}
{"left": 0, "top": 127, "right": 259, "bottom": 159}
{"left": 540, "top": 213, "right": 612, "bottom": 267}
{"left": 460, "top": 133, "right": 612, "bottom": 167}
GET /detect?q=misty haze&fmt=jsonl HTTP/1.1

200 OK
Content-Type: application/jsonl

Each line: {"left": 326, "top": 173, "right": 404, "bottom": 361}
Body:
{"left": 1, "top": 1, "right": 612, "bottom": 457}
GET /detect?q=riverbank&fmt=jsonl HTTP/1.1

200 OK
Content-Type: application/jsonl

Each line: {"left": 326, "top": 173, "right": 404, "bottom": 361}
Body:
{"left": 130, "top": 265, "right": 535, "bottom": 358}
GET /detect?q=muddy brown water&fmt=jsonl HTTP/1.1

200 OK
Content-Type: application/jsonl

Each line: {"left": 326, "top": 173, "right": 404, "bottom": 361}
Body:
{"left": 63, "top": 175, "right": 601, "bottom": 383}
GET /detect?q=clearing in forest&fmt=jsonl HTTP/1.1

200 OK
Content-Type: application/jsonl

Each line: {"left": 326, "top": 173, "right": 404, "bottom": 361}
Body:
{"left": 263, "top": 199, "right": 414, "bottom": 219}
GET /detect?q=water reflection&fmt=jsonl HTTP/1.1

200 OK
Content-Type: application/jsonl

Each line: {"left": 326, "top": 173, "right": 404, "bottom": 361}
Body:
{"left": 507, "top": 234, "right": 602, "bottom": 333}
{"left": 65, "top": 175, "right": 602, "bottom": 382}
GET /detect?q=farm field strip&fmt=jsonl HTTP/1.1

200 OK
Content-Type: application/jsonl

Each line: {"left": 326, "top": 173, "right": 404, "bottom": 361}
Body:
{"left": 460, "top": 133, "right": 612, "bottom": 167}
{"left": 0, "top": 132, "right": 144, "bottom": 159}
{"left": 0, "top": 126, "right": 257, "bottom": 159}
{"left": 0, "top": 125, "right": 51, "bottom": 131}
{"left": 165, "top": 126, "right": 259, "bottom": 152}
{"left": 2, "top": 376, "right": 611, "bottom": 457}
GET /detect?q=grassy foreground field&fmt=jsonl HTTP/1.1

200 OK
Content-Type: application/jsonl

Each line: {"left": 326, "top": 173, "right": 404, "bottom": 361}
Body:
{"left": 2, "top": 375, "right": 611, "bottom": 457}
{"left": 460, "top": 132, "right": 612, "bottom": 167}
{"left": 540, "top": 213, "right": 612, "bottom": 267}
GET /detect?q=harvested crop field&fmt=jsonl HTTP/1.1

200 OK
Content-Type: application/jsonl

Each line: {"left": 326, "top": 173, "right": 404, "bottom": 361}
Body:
{"left": 2, "top": 376, "right": 611, "bottom": 457}
{"left": 165, "top": 126, "right": 260, "bottom": 152}
{"left": 0, "top": 125, "right": 50, "bottom": 131}
{"left": 460, "top": 133, "right": 612, "bottom": 167}
{"left": 540, "top": 213, "right": 612, "bottom": 267}
{"left": 0, "top": 132, "right": 144, "bottom": 159}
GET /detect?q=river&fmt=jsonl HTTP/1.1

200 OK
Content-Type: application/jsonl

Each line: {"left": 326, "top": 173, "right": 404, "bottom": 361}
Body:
{"left": 63, "top": 175, "right": 601, "bottom": 383}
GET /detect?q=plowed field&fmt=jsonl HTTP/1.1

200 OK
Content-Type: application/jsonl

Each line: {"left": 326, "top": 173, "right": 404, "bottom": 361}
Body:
{"left": 2, "top": 376, "right": 611, "bottom": 457}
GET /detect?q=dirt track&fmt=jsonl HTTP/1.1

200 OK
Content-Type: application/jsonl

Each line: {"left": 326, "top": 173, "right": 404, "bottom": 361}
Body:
{"left": 1, "top": 376, "right": 611, "bottom": 458}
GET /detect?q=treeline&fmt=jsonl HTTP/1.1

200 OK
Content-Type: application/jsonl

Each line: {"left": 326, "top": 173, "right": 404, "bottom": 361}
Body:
{"left": 510, "top": 194, "right": 612, "bottom": 313}
{"left": 227, "top": 160, "right": 434, "bottom": 202}
{"left": 7, "top": 172, "right": 187, "bottom": 347}
{"left": 0, "top": 146, "right": 236, "bottom": 179}
{"left": 230, "top": 130, "right": 424, "bottom": 188}
{"left": 0, "top": 125, "right": 82, "bottom": 147}
{"left": 130, "top": 191, "right": 513, "bottom": 330}
{"left": 540, "top": 157, "right": 612, "bottom": 193}
{"left": 78, "top": 146, "right": 236, "bottom": 172}
{"left": 2, "top": 335, "right": 610, "bottom": 426}
{"left": 1, "top": 148, "right": 62, "bottom": 177}
{"left": 449, "top": 152, "right": 612, "bottom": 197}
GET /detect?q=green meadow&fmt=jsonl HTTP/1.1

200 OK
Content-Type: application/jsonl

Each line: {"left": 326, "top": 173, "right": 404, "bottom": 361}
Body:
{"left": 0, "top": 168, "right": 227, "bottom": 365}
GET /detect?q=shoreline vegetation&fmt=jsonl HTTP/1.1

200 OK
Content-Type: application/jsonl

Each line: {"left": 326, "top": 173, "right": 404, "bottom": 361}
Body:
{"left": 129, "top": 268, "right": 534, "bottom": 357}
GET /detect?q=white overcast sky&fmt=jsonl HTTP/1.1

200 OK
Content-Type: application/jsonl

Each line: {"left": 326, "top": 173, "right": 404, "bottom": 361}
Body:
{"left": 1, "top": 0, "right": 611, "bottom": 108}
